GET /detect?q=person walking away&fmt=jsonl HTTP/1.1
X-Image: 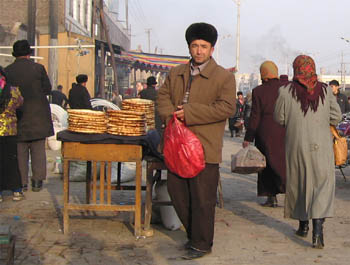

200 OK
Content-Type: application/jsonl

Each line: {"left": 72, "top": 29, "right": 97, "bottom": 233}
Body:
{"left": 0, "top": 67, "right": 24, "bottom": 201}
{"left": 274, "top": 55, "right": 342, "bottom": 249}
{"left": 243, "top": 61, "right": 286, "bottom": 207}
{"left": 68, "top": 74, "right": 92, "bottom": 109}
{"left": 329, "top": 79, "right": 350, "bottom": 114}
{"left": 157, "top": 22, "right": 236, "bottom": 260}
{"left": 5, "top": 40, "right": 54, "bottom": 192}
{"left": 51, "top": 85, "right": 68, "bottom": 109}
{"left": 228, "top": 91, "right": 245, "bottom": 137}
{"left": 243, "top": 91, "right": 252, "bottom": 129}
{"left": 140, "top": 76, "right": 162, "bottom": 134}
{"left": 279, "top": 74, "right": 289, "bottom": 84}
{"left": 140, "top": 76, "right": 163, "bottom": 180}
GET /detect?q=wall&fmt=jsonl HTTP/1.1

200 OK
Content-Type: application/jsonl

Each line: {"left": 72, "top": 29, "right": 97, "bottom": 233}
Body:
{"left": 38, "top": 32, "right": 95, "bottom": 97}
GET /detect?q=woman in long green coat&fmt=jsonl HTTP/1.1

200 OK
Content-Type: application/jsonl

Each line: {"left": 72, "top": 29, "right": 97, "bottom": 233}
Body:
{"left": 274, "top": 55, "right": 342, "bottom": 249}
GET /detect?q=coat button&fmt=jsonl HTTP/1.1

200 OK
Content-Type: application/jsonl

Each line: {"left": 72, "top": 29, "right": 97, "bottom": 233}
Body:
{"left": 310, "top": 143, "right": 319, "bottom": 151}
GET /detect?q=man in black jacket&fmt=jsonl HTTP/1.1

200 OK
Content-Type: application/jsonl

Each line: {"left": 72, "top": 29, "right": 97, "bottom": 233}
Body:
{"left": 330, "top": 80, "right": 350, "bottom": 114}
{"left": 51, "top": 85, "right": 68, "bottom": 109}
{"left": 5, "top": 40, "right": 54, "bottom": 192}
{"left": 68, "top": 74, "right": 92, "bottom": 109}
{"left": 139, "top": 76, "right": 162, "bottom": 133}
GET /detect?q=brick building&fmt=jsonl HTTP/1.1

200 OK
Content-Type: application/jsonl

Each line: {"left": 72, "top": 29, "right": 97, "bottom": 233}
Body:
{"left": 0, "top": 0, "right": 130, "bottom": 98}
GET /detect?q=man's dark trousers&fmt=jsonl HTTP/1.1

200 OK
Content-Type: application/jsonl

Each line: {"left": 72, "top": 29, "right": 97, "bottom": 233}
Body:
{"left": 17, "top": 139, "right": 47, "bottom": 185}
{"left": 167, "top": 164, "right": 219, "bottom": 251}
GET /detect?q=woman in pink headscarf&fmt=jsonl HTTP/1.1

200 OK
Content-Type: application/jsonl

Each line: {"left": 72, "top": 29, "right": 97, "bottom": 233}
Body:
{"left": 0, "top": 66, "right": 24, "bottom": 202}
{"left": 274, "top": 55, "right": 342, "bottom": 249}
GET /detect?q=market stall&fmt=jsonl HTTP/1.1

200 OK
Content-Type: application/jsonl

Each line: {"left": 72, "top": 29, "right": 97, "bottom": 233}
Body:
{"left": 57, "top": 100, "right": 163, "bottom": 238}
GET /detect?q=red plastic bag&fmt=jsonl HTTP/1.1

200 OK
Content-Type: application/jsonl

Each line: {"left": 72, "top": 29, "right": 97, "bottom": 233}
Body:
{"left": 163, "top": 114, "right": 205, "bottom": 178}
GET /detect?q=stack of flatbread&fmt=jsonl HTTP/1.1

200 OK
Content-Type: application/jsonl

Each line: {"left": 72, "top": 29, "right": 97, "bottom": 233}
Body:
{"left": 107, "top": 110, "right": 147, "bottom": 136}
{"left": 67, "top": 109, "right": 107, "bottom": 134}
{"left": 122, "top": 98, "right": 155, "bottom": 131}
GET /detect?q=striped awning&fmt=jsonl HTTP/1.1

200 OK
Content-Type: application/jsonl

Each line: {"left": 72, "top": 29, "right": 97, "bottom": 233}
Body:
{"left": 120, "top": 51, "right": 189, "bottom": 72}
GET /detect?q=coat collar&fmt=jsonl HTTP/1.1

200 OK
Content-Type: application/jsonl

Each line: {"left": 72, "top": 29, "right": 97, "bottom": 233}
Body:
{"left": 177, "top": 58, "right": 218, "bottom": 79}
{"left": 15, "top": 57, "right": 30, "bottom": 62}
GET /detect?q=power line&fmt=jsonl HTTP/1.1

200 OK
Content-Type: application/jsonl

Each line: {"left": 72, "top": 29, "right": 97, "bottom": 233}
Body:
{"left": 129, "top": 0, "right": 163, "bottom": 53}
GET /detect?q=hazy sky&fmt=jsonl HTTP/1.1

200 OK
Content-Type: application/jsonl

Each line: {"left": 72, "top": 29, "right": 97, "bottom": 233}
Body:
{"left": 121, "top": 0, "right": 350, "bottom": 74}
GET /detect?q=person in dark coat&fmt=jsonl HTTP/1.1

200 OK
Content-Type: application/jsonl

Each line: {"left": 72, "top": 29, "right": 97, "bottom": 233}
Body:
{"left": 140, "top": 76, "right": 163, "bottom": 182}
{"left": 243, "top": 91, "right": 252, "bottom": 129}
{"left": 329, "top": 79, "right": 350, "bottom": 114}
{"left": 243, "top": 61, "right": 286, "bottom": 207}
{"left": 228, "top": 91, "right": 245, "bottom": 137}
{"left": 279, "top": 74, "right": 289, "bottom": 84}
{"left": 68, "top": 74, "right": 92, "bottom": 109}
{"left": 5, "top": 40, "right": 54, "bottom": 192}
{"left": 51, "top": 85, "right": 68, "bottom": 109}
{"left": 139, "top": 76, "right": 162, "bottom": 133}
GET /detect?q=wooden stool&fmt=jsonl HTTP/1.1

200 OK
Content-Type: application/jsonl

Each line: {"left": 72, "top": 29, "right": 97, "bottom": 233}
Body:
{"left": 143, "top": 156, "right": 224, "bottom": 237}
{"left": 143, "top": 156, "right": 168, "bottom": 236}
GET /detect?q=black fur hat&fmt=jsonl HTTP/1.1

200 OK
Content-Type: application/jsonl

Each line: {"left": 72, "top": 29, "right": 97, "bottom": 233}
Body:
{"left": 12, "top": 40, "right": 33, "bottom": 57}
{"left": 76, "top": 74, "right": 88, "bottom": 84}
{"left": 147, "top": 76, "right": 157, "bottom": 85}
{"left": 185, "top": 23, "right": 218, "bottom": 47}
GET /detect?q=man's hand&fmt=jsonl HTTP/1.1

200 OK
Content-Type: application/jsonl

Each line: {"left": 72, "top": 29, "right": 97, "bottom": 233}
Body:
{"left": 242, "top": 141, "right": 250, "bottom": 148}
{"left": 174, "top": 105, "right": 185, "bottom": 121}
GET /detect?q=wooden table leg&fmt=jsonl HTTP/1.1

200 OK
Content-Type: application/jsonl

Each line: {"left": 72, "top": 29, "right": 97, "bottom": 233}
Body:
{"left": 63, "top": 159, "right": 70, "bottom": 234}
{"left": 143, "top": 163, "right": 154, "bottom": 236}
{"left": 134, "top": 160, "right": 142, "bottom": 237}
{"left": 86, "top": 161, "right": 91, "bottom": 204}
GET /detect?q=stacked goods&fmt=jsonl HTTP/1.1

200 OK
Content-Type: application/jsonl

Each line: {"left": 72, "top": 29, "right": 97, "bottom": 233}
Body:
{"left": 122, "top": 98, "right": 155, "bottom": 131}
{"left": 67, "top": 109, "right": 107, "bottom": 134}
{"left": 107, "top": 110, "right": 147, "bottom": 136}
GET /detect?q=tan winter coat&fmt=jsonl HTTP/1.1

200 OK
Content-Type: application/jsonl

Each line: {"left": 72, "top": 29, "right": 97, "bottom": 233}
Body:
{"left": 157, "top": 58, "right": 236, "bottom": 163}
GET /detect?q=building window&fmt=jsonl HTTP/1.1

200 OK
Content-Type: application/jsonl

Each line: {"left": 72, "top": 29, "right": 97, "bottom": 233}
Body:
{"left": 69, "top": 0, "right": 73, "bottom": 17}
{"left": 73, "top": 0, "right": 78, "bottom": 21}
{"left": 77, "top": 0, "right": 81, "bottom": 23}
{"left": 84, "top": 0, "right": 89, "bottom": 29}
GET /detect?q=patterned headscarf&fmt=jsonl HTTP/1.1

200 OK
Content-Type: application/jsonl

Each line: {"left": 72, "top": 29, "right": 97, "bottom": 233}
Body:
{"left": 293, "top": 55, "right": 318, "bottom": 93}
{"left": 289, "top": 55, "right": 326, "bottom": 115}
{"left": 260, "top": 61, "right": 278, "bottom": 80}
{"left": 0, "top": 71, "right": 6, "bottom": 95}
{"left": 0, "top": 66, "right": 11, "bottom": 113}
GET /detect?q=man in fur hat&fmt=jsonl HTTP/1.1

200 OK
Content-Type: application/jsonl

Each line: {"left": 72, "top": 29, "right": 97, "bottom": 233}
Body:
{"left": 157, "top": 22, "right": 236, "bottom": 259}
{"left": 5, "top": 40, "right": 53, "bottom": 192}
{"left": 68, "top": 74, "right": 92, "bottom": 109}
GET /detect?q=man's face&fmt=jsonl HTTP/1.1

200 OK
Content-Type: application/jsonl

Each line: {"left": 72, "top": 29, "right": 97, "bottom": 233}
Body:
{"left": 189, "top": 39, "right": 214, "bottom": 66}
{"left": 238, "top": 94, "right": 243, "bottom": 100}
{"left": 331, "top": 85, "right": 339, "bottom": 95}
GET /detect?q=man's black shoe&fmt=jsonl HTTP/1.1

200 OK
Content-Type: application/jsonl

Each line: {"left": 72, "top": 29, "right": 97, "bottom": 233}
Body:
{"left": 184, "top": 241, "right": 192, "bottom": 250}
{"left": 31, "top": 180, "right": 43, "bottom": 192}
{"left": 181, "top": 248, "right": 211, "bottom": 260}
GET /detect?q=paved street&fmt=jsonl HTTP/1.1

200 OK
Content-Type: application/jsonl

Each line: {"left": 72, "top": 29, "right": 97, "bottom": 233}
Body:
{"left": 1, "top": 130, "right": 350, "bottom": 265}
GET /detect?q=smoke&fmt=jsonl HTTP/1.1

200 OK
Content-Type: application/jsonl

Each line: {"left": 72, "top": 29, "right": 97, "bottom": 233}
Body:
{"left": 250, "top": 25, "right": 301, "bottom": 74}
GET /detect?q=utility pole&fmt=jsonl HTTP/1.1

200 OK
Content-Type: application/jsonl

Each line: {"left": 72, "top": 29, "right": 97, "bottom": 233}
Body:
{"left": 216, "top": 34, "right": 231, "bottom": 64}
{"left": 27, "top": 0, "right": 36, "bottom": 47}
{"left": 99, "top": 0, "right": 120, "bottom": 103}
{"left": 145, "top": 28, "right": 152, "bottom": 53}
{"left": 49, "top": 0, "right": 58, "bottom": 90}
{"left": 340, "top": 51, "right": 346, "bottom": 91}
{"left": 125, "top": 0, "right": 129, "bottom": 34}
{"left": 233, "top": 0, "right": 241, "bottom": 72}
